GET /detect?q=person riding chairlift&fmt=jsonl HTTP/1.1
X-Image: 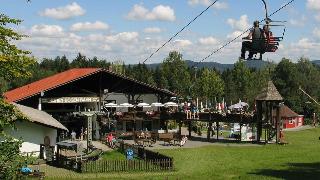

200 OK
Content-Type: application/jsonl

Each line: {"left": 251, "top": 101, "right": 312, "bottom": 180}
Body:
{"left": 240, "top": 20, "right": 265, "bottom": 60}
{"left": 263, "top": 25, "right": 277, "bottom": 52}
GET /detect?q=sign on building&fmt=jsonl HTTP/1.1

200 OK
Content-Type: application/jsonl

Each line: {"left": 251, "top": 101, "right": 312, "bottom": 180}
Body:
{"left": 42, "top": 97, "right": 99, "bottom": 103}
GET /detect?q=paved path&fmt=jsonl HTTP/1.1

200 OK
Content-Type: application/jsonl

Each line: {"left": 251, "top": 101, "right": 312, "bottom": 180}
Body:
{"left": 123, "top": 127, "right": 261, "bottom": 150}
{"left": 92, "top": 141, "right": 112, "bottom": 151}
{"left": 283, "top": 125, "right": 315, "bottom": 132}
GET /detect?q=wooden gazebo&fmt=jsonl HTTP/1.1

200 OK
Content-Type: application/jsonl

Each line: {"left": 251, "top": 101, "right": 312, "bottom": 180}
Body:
{"left": 255, "top": 81, "right": 283, "bottom": 143}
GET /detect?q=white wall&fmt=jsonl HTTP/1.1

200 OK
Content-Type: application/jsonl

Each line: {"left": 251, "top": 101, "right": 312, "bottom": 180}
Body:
{"left": 4, "top": 121, "right": 57, "bottom": 156}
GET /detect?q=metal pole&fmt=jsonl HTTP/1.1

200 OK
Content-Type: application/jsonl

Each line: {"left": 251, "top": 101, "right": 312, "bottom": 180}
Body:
{"left": 261, "top": 0, "right": 269, "bottom": 21}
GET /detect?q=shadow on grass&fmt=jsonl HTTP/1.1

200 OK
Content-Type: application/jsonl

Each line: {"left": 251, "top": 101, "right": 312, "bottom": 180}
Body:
{"left": 189, "top": 136, "right": 264, "bottom": 144}
{"left": 250, "top": 162, "right": 320, "bottom": 180}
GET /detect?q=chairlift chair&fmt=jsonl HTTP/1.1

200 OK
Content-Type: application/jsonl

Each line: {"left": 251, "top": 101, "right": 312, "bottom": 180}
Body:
{"left": 243, "top": 0, "right": 287, "bottom": 61}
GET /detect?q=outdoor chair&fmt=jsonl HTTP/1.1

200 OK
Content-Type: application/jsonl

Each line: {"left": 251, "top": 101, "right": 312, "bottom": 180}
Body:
{"left": 133, "top": 136, "right": 143, "bottom": 146}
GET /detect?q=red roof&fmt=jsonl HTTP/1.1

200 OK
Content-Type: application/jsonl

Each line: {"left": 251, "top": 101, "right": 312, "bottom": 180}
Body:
{"left": 4, "top": 68, "right": 101, "bottom": 102}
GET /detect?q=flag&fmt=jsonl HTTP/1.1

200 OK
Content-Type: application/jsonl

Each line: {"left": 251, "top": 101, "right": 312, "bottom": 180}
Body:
{"left": 221, "top": 97, "right": 225, "bottom": 111}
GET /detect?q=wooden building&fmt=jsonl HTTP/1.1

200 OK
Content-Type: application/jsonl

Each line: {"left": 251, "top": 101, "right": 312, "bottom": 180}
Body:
{"left": 4, "top": 68, "right": 175, "bottom": 141}
{"left": 273, "top": 105, "right": 304, "bottom": 129}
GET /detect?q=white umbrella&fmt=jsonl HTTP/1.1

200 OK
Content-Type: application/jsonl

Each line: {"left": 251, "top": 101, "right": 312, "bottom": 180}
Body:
{"left": 119, "top": 103, "right": 134, "bottom": 107}
{"left": 104, "top": 103, "right": 118, "bottom": 107}
{"left": 164, "top": 102, "right": 178, "bottom": 107}
{"left": 151, "top": 102, "right": 164, "bottom": 107}
{"left": 137, "top": 103, "right": 151, "bottom": 107}
{"left": 228, "top": 102, "right": 249, "bottom": 110}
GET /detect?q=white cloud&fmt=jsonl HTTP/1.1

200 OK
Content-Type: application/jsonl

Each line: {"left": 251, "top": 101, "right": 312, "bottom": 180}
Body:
{"left": 105, "top": 32, "right": 139, "bottom": 43}
{"left": 173, "top": 39, "right": 192, "bottom": 47}
{"left": 143, "top": 27, "right": 162, "bottom": 33}
{"left": 213, "top": 2, "right": 228, "bottom": 9}
{"left": 70, "top": 21, "right": 109, "bottom": 31}
{"left": 306, "top": 0, "right": 320, "bottom": 11}
{"left": 227, "top": 15, "right": 250, "bottom": 31}
{"left": 188, "top": 0, "right": 228, "bottom": 9}
{"left": 313, "top": 27, "right": 320, "bottom": 39}
{"left": 198, "top": 36, "right": 219, "bottom": 45}
{"left": 30, "top": 24, "right": 64, "bottom": 37}
{"left": 39, "top": 2, "right": 85, "bottom": 20}
{"left": 227, "top": 31, "right": 246, "bottom": 39}
{"left": 289, "top": 15, "right": 307, "bottom": 27}
{"left": 126, "top": 4, "right": 175, "bottom": 21}
{"left": 188, "top": 0, "right": 211, "bottom": 6}
{"left": 315, "top": 14, "right": 320, "bottom": 22}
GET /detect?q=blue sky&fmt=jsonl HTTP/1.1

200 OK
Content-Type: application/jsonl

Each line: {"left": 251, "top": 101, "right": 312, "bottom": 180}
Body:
{"left": 1, "top": 0, "right": 319, "bottom": 64}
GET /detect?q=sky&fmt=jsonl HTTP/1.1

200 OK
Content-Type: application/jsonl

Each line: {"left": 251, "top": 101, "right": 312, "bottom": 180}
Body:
{"left": 1, "top": 0, "right": 319, "bottom": 64}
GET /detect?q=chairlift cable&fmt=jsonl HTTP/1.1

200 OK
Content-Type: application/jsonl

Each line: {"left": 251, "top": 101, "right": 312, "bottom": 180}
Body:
{"left": 142, "top": 0, "right": 220, "bottom": 64}
{"left": 192, "top": 0, "right": 295, "bottom": 68}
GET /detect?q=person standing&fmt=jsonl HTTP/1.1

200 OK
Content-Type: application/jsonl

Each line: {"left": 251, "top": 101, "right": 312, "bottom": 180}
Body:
{"left": 71, "top": 130, "right": 76, "bottom": 141}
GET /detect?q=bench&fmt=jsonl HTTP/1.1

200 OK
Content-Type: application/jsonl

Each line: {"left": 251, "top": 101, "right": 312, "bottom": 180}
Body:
{"left": 158, "top": 133, "right": 174, "bottom": 145}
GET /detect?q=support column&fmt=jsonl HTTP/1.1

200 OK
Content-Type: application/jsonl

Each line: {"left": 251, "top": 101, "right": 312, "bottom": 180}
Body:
{"left": 207, "top": 122, "right": 212, "bottom": 142}
{"left": 216, "top": 121, "right": 219, "bottom": 140}
{"left": 276, "top": 105, "right": 280, "bottom": 143}
{"left": 165, "top": 121, "right": 168, "bottom": 133}
{"left": 239, "top": 123, "right": 242, "bottom": 141}
{"left": 188, "top": 121, "right": 192, "bottom": 138}
{"left": 87, "top": 115, "right": 93, "bottom": 149}
{"left": 256, "top": 101, "right": 262, "bottom": 142}
{"left": 179, "top": 121, "right": 182, "bottom": 136}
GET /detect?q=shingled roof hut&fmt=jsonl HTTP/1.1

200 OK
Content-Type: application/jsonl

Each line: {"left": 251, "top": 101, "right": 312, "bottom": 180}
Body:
{"left": 255, "top": 81, "right": 283, "bottom": 143}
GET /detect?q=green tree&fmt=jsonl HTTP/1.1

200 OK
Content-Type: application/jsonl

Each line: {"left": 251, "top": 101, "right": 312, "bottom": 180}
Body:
{"left": 0, "top": 14, "right": 35, "bottom": 81}
{"left": 196, "top": 68, "right": 224, "bottom": 102}
{"left": 71, "top": 53, "right": 88, "bottom": 68}
{"left": 161, "top": 51, "right": 191, "bottom": 96}
{"left": 0, "top": 14, "right": 35, "bottom": 179}
{"left": 272, "top": 58, "right": 301, "bottom": 112}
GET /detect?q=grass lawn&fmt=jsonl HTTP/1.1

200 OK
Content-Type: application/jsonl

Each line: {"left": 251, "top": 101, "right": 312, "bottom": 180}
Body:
{"left": 45, "top": 127, "right": 320, "bottom": 179}
{"left": 100, "top": 150, "right": 127, "bottom": 160}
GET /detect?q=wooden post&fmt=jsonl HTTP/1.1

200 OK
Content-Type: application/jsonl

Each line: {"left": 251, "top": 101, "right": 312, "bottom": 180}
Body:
{"left": 239, "top": 123, "right": 242, "bottom": 141}
{"left": 165, "top": 120, "right": 168, "bottom": 133}
{"left": 256, "top": 101, "right": 262, "bottom": 142}
{"left": 178, "top": 120, "right": 182, "bottom": 136}
{"left": 188, "top": 120, "right": 191, "bottom": 138}
{"left": 276, "top": 105, "right": 280, "bottom": 143}
{"left": 207, "top": 122, "right": 212, "bottom": 142}
{"left": 216, "top": 121, "right": 219, "bottom": 140}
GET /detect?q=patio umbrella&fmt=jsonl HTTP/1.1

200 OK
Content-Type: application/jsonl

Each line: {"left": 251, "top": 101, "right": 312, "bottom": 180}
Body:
{"left": 137, "top": 102, "right": 151, "bottom": 107}
{"left": 119, "top": 103, "right": 134, "bottom": 107}
{"left": 164, "top": 102, "right": 178, "bottom": 107}
{"left": 104, "top": 103, "right": 118, "bottom": 107}
{"left": 151, "top": 102, "right": 164, "bottom": 107}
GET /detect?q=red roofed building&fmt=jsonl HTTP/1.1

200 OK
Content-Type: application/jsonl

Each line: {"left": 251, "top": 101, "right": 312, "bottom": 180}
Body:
{"left": 273, "top": 105, "right": 304, "bottom": 129}
{"left": 5, "top": 68, "right": 99, "bottom": 102}
{"left": 4, "top": 68, "right": 175, "bottom": 140}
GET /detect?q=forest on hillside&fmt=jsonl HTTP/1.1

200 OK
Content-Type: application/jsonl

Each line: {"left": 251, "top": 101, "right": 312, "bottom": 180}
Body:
{"left": 2, "top": 51, "right": 320, "bottom": 120}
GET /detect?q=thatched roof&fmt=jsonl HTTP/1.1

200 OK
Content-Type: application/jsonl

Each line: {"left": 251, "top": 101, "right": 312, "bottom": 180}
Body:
{"left": 256, "top": 81, "right": 283, "bottom": 101}
{"left": 13, "top": 103, "right": 68, "bottom": 131}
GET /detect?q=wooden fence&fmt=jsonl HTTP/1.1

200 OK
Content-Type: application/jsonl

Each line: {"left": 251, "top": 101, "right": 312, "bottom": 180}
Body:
{"left": 54, "top": 141, "right": 174, "bottom": 173}
{"left": 81, "top": 159, "right": 173, "bottom": 173}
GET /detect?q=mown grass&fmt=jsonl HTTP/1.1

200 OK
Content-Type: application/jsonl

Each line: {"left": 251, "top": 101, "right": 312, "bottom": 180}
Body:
{"left": 101, "top": 150, "right": 126, "bottom": 160}
{"left": 45, "top": 127, "right": 320, "bottom": 179}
